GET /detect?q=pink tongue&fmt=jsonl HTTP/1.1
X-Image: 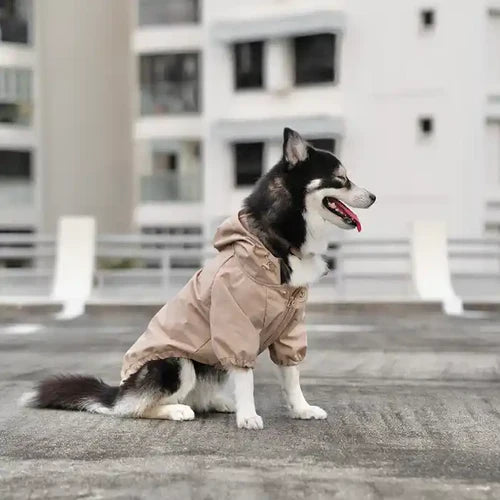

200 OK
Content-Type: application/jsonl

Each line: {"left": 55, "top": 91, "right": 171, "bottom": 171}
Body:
{"left": 329, "top": 199, "right": 362, "bottom": 232}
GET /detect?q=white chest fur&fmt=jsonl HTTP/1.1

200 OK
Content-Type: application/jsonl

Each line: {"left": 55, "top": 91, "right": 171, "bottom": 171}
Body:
{"left": 287, "top": 210, "right": 333, "bottom": 286}
{"left": 301, "top": 210, "right": 332, "bottom": 255}
{"left": 289, "top": 254, "right": 328, "bottom": 286}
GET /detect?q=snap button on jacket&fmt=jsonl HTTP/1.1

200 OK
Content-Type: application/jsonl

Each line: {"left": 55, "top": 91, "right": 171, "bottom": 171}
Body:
{"left": 121, "top": 212, "right": 308, "bottom": 382}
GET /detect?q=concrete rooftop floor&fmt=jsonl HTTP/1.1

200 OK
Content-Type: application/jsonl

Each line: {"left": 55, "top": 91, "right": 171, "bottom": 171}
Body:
{"left": 1, "top": 304, "right": 500, "bottom": 499}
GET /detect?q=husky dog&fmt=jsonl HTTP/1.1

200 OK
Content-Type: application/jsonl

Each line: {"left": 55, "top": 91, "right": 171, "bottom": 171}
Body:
{"left": 21, "top": 128, "right": 375, "bottom": 430}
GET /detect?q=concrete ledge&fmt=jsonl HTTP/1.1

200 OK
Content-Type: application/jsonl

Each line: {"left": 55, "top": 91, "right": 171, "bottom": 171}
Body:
{"left": 211, "top": 10, "right": 346, "bottom": 43}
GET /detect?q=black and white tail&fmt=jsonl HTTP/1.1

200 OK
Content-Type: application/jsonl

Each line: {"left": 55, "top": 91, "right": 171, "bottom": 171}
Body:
{"left": 19, "top": 375, "right": 119, "bottom": 415}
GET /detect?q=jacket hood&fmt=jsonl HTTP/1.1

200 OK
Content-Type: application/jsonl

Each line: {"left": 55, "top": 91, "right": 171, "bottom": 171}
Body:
{"left": 213, "top": 211, "right": 283, "bottom": 286}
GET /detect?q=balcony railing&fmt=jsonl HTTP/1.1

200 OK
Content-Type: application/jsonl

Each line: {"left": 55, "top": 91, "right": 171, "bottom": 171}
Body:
{"left": 0, "top": 178, "right": 33, "bottom": 207}
{"left": 140, "top": 171, "right": 202, "bottom": 203}
{"left": 140, "top": 82, "right": 199, "bottom": 115}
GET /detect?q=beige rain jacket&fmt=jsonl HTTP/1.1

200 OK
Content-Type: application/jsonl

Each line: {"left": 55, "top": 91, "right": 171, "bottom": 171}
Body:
{"left": 121, "top": 212, "right": 308, "bottom": 382}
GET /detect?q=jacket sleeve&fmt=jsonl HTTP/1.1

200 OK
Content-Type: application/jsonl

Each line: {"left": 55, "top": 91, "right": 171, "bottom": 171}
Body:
{"left": 268, "top": 314, "right": 307, "bottom": 366}
{"left": 209, "top": 271, "right": 260, "bottom": 369}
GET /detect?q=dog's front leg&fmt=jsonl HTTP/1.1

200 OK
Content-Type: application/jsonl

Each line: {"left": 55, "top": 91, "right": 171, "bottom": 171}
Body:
{"left": 277, "top": 365, "right": 327, "bottom": 420}
{"left": 231, "top": 367, "right": 263, "bottom": 430}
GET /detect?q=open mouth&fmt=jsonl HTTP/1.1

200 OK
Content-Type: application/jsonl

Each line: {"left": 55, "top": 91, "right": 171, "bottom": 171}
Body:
{"left": 322, "top": 197, "right": 362, "bottom": 232}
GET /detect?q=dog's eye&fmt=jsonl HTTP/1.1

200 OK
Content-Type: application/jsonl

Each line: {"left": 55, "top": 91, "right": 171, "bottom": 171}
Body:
{"left": 334, "top": 176, "right": 347, "bottom": 185}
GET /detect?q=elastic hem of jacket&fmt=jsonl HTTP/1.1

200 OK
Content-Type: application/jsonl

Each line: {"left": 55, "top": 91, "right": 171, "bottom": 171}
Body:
{"left": 216, "top": 356, "right": 256, "bottom": 369}
{"left": 121, "top": 349, "right": 196, "bottom": 383}
{"left": 269, "top": 355, "right": 305, "bottom": 366}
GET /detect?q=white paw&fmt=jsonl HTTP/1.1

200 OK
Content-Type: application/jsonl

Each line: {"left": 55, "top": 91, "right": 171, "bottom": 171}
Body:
{"left": 212, "top": 397, "right": 236, "bottom": 413}
{"left": 290, "top": 405, "right": 327, "bottom": 420}
{"left": 169, "top": 405, "right": 195, "bottom": 421}
{"left": 236, "top": 413, "right": 264, "bottom": 430}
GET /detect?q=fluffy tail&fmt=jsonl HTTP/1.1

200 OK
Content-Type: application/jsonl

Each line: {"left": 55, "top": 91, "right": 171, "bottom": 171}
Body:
{"left": 19, "top": 375, "right": 119, "bottom": 415}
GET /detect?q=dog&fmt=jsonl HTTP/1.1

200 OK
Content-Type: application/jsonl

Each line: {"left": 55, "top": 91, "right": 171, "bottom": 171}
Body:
{"left": 20, "top": 128, "right": 376, "bottom": 430}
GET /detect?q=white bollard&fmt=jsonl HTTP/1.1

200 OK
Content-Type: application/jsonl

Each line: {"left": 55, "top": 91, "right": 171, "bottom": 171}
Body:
{"left": 411, "top": 220, "right": 463, "bottom": 315}
{"left": 51, "top": 216, "right": 96, "bottom": 320}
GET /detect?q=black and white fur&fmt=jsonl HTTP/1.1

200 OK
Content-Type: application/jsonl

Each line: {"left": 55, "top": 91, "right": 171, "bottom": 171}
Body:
{"left": 20, "top": 128, "right": 376, "bottom": 430}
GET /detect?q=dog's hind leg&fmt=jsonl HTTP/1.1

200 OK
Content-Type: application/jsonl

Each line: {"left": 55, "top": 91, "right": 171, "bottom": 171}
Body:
{"left": 113, "top": 358, "right": 197, "bottom": 420}
{"left": 183, "top": 361, "right": 235, "bottom": 413}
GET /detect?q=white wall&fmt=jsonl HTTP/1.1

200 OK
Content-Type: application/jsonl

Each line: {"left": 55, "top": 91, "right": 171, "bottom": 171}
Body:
{"left": 200, "top": 0, "right": 491, "bottom": 240}
{"left": 134, "top": 0, "right": 495, "bottom": 241}
{"left": 37, "top": 0, "right": 134, "bottom": 233}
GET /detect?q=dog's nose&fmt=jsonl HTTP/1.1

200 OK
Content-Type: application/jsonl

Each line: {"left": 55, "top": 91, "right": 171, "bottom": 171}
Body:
{"left": 369, "top": 193, "right": 376, "bottom": 204}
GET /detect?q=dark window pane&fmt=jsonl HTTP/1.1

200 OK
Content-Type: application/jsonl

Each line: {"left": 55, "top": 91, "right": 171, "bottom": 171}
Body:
{"left": 294, "top": 34, "right": 336, "bottom": 85}
{"left": 0, "top": 149, "right": 31, "bottom": 178}
{"left": 234, "top": 41, "right": 263, "bottom": 89}
{"left": 234, "top": 142, "right": 263, "bottom": 186}
{"left": 140, "top": 53, "right": 200, "bottom": 114}
{"left": 0, "top": 0, "right": 31, "bottom": 44}
{"left": 420, "top": 9, "right": 435, "bottom": 29}
{"left": 418, "top": 116, "right": 434, "bottom": 137}
{"left": 308, "top": 138, "right": 336, "bottom": 153}
{"left": 0, "top": 67, "right": 32, "bottom": 125}
{"left": 139, "top": 0, "right": 199, "bottom": 26}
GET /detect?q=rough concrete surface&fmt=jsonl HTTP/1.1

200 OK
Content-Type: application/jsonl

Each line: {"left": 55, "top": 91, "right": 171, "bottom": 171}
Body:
{"left": 1, "top": 305, "right": 500, "bottom": 499}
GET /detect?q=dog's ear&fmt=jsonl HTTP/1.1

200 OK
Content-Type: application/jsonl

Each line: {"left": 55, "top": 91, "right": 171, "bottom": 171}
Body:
{"left": 283, "top": 127, "right": 308, "bottom": 167}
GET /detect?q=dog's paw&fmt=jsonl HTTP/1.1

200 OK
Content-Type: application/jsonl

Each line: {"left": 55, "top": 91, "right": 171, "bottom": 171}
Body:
{"left": 236, "top": 413, "right": 264, "bottom": 430}
{"left": 167, "top": 404, "right": 195, "bottom": 421}
{"left": 212, "top": 397, "right": 236, "bottom": 413}
{"left": 290, "top": 405, "right": 327, "bottom": 420}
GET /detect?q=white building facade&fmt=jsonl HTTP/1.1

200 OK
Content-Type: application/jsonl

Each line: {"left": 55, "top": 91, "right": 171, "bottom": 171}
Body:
{"left": 2, "top": 0, "right": 498, "bottom": 243}
{"left": 0, "top": 0, "right": 134, "bottom": 243}
{"left": 133, "top": 0, "right": 500, "bottom": 242}
{"left": 0, "top": 0, "right": 36, "bottom": 233}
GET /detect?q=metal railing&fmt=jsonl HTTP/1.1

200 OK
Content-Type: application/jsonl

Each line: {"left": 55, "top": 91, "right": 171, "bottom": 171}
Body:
{"left": 0, "top": 232, "right": 499, "bottom": 301}
{"left": 140, "top": 81, "right": 199, "bottom": 115}
{"left": 140, "top": 171, "right": 202, "bottom": 202}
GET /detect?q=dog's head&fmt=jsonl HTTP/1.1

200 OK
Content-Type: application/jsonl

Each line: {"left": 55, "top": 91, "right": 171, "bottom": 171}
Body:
{"left": 283, "top": 127, "right": 376, "bottom": 232}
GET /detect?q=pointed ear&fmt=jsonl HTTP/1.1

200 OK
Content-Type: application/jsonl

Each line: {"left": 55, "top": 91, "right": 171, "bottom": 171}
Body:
{"left": 283, "top": 127, "right": 308, "bottom": 167}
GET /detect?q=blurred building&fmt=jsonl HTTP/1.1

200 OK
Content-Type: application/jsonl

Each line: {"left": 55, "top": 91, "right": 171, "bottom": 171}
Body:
{"left": 0, "top": 0, "right": 34, "bottom": 236}
{"left": 1, "top": 0, "right": 499, "bottom": 242}
{"left": 0, "top": 0, "right": 133, "bottom": 237}
{"left": 133, "top": 0, "right": 500, "bottom": 241}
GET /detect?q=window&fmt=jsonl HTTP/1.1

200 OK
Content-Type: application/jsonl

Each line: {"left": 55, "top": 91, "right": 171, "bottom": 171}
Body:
{"left": 420, "top": 9, "right": 436, "bottom": 30}
{"left": 140, "top": 140, "right": 202, "bottom": 202}
{"left": 0, "top": 0, "right": 32, "bottom": 45}
{"left": 0, "top": 150, "right": 32, "bottom": 210}
{"left": 419, "top": 116, "right": 434, "bottom": 136}
{"left": 0, "top": 149, "right": 31, "bottom": 178}
{"left": 308, "top": 138, "right": 336, "bottom": 153}
{"left": 153, "top": 152, "right": 178, "bottom": 173}
{"left": 138, "top": 0, "right": 199, "bottom": 26}
{"left": 234, "top": 142, "right": 263, "bottom": 186}
{"left": 294, "top": 34, "right": 336, "bottom": 85}
{"left": 0, "top": 67, "right": 32, "bottom": 125}
{"left": 487, "top": 11, "right": 500, "bottom": 88}
{"left": 486, "top": 121, "right": 500, "bottom": 187}
{"left": 140, "top": 53, "right": 200, "bottom": 115}
{"left": 234, "top": 41, "right": 263, "bottom": 90}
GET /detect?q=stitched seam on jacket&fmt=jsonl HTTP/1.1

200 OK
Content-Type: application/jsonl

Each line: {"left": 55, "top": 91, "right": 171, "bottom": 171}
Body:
{"left": 193, "top": 337, "right": 211, "bottom": 354}
{"left": 234, "top": 249, "right": 299, "bottom": 290}
{"left": 262, "top": 287, "right": 268, "bottom": 331}
{"left": 207, "top": 252, "right": 236, "bottom": 310}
